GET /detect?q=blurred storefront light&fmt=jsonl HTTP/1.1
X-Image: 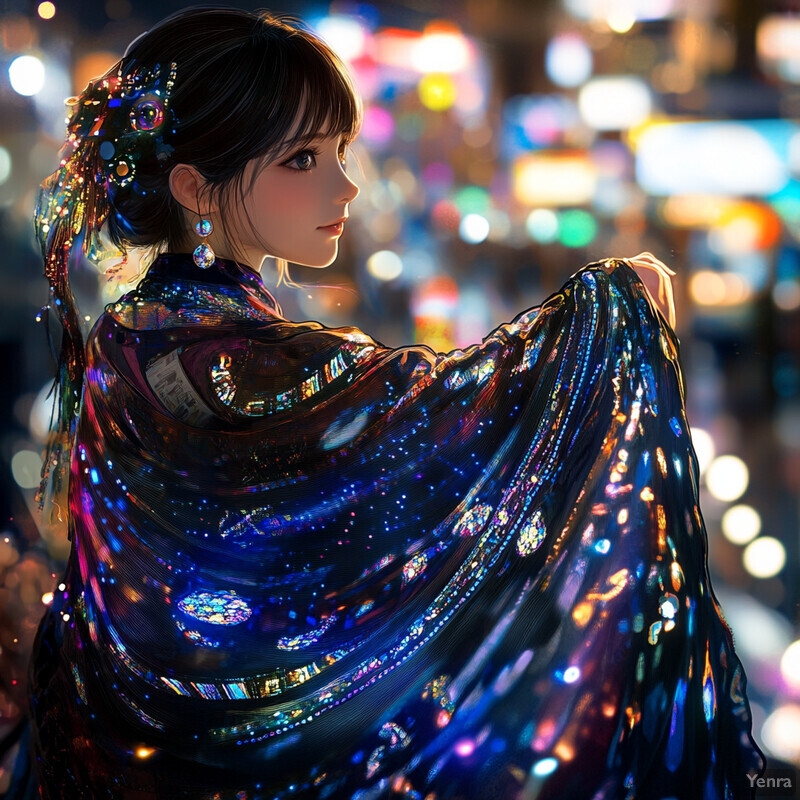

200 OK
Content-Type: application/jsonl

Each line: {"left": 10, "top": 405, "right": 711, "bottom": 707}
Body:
{"left": 578, "top": 76, "right": 651, "bottom": 130}
{"left": 743, "top": 537, "right": 786, "bottom": 579}
{"left": 418, "top": 73, "right": 456, "bottom": 111}
{"left": 361, "top": 105, "right": 395, "bottom": 147}
{"left": 558, "top": 209, "right": 597, "bottom": 247}
{"left": 526, "top": 209, "right": 560, "bottom": 243}
{"left": 706, "top": 202, "right": 782, "bottom": 256}
{"left": 374, "top": 27, "right": 422, "bottom": 71}
{"left": 757, "top": 15, "right": 800, "bottom": 84}
{"left": 412, "top": 22, "right": 471, "bottom": 74}
{"left": 721, "top": 504, "right": 761, "bottom": 545}
{"left": 8, "top": 54, "right": 45, "bottom": 96}
{"left": 689, "top": 270, "right": 753, "bottom": 307}
{"left": 313, "top": 15, "right": 368, "bottom": 61}
{"left": 411, "top": 276, "right": 459, "bottom": 321}
{"left": 513, "top": 151, "right": 597, "bottom": 206}
{"left": 415, "top": 278, "right": 459, "bottom": 313}
{"left": 636, "top": 120, "right": 795, "bottom": 197}
{"left": 503, "top": 95, "right": 581, "bottom": 154}
{"left": 453, "top": 186, "right": 490, "bottom": 215}
{"left": 563, "top": 0, "right": 681, "bottom": 23}
{"left": 659, "top": 195, "right": 737, "bottom": 229}
{"left": 545, "top": 33, "right": 592, "bottom": 88}
{"left": 705, "top": 454, "right": 748, "bottom": 502}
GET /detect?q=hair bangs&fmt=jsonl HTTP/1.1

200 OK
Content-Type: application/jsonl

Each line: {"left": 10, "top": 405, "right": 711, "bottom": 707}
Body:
{"left": 260, "top": 31, "right": 362, "bottom": 164}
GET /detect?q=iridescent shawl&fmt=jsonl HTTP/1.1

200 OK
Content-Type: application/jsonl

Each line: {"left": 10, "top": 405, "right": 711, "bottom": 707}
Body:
{"left": 28, "top": 252, "right": 764, "bottom": 799}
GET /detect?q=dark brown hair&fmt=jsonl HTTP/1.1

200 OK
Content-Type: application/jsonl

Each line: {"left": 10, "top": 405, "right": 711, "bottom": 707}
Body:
{"left": 105, "top": 5, "right": 363, "bottom": 288}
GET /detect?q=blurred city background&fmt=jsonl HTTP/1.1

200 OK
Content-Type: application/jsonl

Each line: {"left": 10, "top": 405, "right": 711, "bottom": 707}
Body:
{"left": 0, "top": 0, "right": 798, "bottom": 788}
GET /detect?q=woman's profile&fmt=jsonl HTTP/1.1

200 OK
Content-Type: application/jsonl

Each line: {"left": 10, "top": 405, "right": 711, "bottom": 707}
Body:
{"left": 4, "top": 6, "right": 765, "bottom": 799}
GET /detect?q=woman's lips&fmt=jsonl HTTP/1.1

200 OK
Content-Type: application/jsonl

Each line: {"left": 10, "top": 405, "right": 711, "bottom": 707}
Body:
{"left": 319, "top": 217, "right": 347, "bottom": 236}
{"left": 318, "top": 221, "right": 344, "bottom": 235}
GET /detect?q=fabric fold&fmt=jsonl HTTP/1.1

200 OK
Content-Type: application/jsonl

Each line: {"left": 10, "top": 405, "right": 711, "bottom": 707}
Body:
{"left": 28, "top": 253, "right": 764, "bottom": 799}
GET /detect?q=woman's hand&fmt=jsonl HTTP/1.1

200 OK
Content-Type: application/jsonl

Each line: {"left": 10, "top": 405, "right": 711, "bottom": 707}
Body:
{"left": 626, "top": 252, "right": 677, "bottom": 330}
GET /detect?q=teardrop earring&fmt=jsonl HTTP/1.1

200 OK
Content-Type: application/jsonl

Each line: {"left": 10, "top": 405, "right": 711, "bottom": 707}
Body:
{"left": 193, "top": 216, "right": 215, "bottom": 269}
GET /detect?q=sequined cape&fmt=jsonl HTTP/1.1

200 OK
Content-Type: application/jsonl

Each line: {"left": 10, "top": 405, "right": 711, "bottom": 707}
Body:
{"left": 26, "top": 252, "right": 765, "bottom": 799}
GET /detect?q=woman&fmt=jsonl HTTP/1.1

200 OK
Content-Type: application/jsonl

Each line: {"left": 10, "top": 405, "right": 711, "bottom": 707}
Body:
{"left": 14, "top": 6, "right": 764, "bottom": 799}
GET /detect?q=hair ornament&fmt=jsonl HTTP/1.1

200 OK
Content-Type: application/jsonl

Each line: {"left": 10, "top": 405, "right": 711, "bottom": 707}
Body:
{"left": 32, "top": 58, "right": 177, "bottom": 524}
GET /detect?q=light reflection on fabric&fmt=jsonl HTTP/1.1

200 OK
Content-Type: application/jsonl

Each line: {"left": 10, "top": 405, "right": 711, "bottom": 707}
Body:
{"left": 28, "top": 253, "right": 764, "bottom": 799}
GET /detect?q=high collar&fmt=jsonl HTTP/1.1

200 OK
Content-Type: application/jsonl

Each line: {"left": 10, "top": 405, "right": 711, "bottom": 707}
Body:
{"left": 146, "top": 252, "right": 283, "bottom": 316}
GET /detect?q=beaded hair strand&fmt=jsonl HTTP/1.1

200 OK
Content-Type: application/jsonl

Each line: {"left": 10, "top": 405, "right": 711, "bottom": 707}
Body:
{"left": 33, "top": 61, "right": 177, "bottom": 524}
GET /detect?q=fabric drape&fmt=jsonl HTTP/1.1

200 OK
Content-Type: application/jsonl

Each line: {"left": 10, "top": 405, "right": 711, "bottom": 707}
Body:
{"left": 27, "top": 253, "right": 764, "bottom": 799}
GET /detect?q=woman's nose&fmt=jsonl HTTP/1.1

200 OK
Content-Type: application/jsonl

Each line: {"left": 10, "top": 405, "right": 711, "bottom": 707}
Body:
{"left": 339, "top": 170, "right": 359, "bottom": 204}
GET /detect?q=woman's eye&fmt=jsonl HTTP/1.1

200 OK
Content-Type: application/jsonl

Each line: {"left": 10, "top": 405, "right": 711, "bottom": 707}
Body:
{"left": 286, "top": 150, "right": 317, "bottom": 171}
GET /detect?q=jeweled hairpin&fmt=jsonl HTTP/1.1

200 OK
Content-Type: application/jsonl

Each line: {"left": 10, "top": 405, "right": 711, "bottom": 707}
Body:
{"left": 81, "top": 60, "right": 178, "bottom": 189}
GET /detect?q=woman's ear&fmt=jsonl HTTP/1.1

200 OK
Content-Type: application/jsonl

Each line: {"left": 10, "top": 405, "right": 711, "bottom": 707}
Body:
{"left": 168, "top": 164, "right": 218, "bottom": 214}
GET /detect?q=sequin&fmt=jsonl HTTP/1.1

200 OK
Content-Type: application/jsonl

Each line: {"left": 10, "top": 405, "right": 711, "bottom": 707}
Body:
{"left": 177, "top": 590, "right": 253, "bottom": 626}
{"left": 516, "top": 509, "right": 547, "bottom": 556}
{"left": 454, "top": 502, "right": 493, "bottom": 537}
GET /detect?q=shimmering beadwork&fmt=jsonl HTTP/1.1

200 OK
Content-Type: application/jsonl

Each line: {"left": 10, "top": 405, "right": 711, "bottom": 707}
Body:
{"left": 177, "top": 590, "right": 253, "bottom": 626}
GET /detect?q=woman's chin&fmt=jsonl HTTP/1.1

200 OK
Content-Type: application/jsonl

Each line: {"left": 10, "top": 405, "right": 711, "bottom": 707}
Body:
{"left": 295, "top": 254, "right": 338, "bottom": 269}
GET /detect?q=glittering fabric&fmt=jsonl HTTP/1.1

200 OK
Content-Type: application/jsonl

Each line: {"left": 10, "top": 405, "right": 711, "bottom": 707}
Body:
{"left": 27, "top": 252, "right": 764, "bottom": 799}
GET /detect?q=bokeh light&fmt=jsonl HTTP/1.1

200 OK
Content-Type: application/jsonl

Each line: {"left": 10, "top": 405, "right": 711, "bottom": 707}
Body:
{"left": 545, "top": 33, "right": 592, "bottom": 88}
{"left": 721, "top": 505, "right": 761, "bottom": 545}
{"left": 361, "top": 106, "right": 395, "bottom": 147}
{"left": 578, "top": 76, "right": 651, "bottom": 130}
{"left": 781, "top": 640, "right": 800, "bottom": 690}
{"left": 413, "top": 23, "right": 470, "bottom": 74}
{"left": 367, "top": 250, "right": 403, "bottom": 282}
{"left": 705, "top": 454, "right": 749, "bottom": 502}
{"left": 526, "top": 209, "right": 559, "bottom": 243}
{"left": 10, "top": 450, "right": 41, "bottom": 490}
{"left": 513, "top": 153, "right": 597, "bottom": 206}
{"left": 37, "top": 2, "right": 56, "bottom": 20}
{"left": 314, "top": 15, "right": 367, "bottom": 61}
{"left": 761, "top": 705, "right": 800, "bottom": 762}
{"left": 743, "top": 537, "right": 786, "bottom": 579}
{"left": 9, "top": 55, "right": 45, "bottom": 96}
{"left": 558, "top": 209, "right": 597, "bottom": 248}
{"left": 418, "top": 74, "right": 456, "bottom": 111}
{"left": 532, "top": 757, "right": 559, "bottom": 777}
{"left": 459, "top": 213, "right": 490, "bottom": 244}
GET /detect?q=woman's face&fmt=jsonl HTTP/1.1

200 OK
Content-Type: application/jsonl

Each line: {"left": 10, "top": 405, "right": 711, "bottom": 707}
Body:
{"left": 223, "top": 129, "right": 360, "bottom": 270}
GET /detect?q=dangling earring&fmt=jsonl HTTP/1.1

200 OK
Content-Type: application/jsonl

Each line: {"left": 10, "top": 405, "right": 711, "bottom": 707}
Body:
{"left": 193, "top": 215, "right": 215, "bottom": 269}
